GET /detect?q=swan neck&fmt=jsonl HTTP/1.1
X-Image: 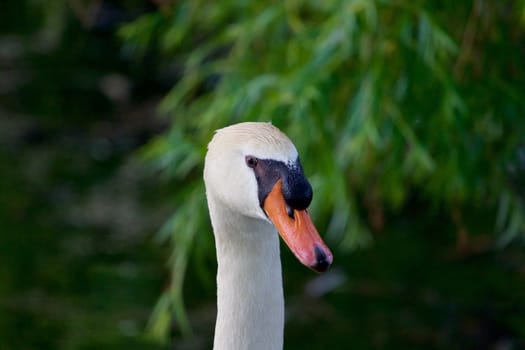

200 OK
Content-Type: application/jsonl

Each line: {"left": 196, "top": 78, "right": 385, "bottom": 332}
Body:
{"left": 210, "top": 201, "right": 284, "bottom": 350}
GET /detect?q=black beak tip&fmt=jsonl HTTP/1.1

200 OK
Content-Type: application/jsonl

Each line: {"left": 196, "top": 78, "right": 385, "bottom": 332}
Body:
{"left": 311, "top": 245, "right": 332, "bottom": 273}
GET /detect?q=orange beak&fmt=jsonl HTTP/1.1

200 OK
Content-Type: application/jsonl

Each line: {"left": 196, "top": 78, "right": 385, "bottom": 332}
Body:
{"left": 263, "top": 179, "right": 333, "bottom": 272}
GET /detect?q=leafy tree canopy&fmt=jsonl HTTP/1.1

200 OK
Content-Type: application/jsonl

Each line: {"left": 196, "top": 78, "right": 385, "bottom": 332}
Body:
{"left": 118, "top": 0, "right": 525, "bottom": 340}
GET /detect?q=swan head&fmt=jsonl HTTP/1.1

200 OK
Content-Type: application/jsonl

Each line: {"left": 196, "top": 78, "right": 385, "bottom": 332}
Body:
{"left": 204, "top": 122, "right": 332, "bottom": 272}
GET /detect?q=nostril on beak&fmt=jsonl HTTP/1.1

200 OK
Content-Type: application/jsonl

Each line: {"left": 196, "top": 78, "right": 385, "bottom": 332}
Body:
{"left": 286, "top": 204, "right": 294, "bottom": 219}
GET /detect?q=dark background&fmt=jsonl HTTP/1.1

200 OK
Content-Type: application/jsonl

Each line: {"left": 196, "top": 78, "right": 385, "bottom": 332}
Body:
{"left": 1, "top": 1, "right": 525, "bottom": 349}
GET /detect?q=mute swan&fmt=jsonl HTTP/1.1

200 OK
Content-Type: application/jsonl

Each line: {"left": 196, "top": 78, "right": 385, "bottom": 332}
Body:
{"left": 204, "top": 122, "right": 333, "bottom": 350}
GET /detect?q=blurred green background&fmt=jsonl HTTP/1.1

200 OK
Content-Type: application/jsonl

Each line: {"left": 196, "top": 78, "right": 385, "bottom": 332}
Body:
{"left": 1, "top": 0, "right": 525, "bottom": 349}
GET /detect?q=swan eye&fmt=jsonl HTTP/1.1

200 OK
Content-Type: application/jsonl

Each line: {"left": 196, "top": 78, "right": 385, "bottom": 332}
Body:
{"left": 245, "top": 156, "right": 259, "bottom": 168}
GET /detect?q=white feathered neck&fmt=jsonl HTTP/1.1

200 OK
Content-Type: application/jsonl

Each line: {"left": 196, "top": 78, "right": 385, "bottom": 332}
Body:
{"left": 204, "top": 122, "right": 298, "bottom": 350}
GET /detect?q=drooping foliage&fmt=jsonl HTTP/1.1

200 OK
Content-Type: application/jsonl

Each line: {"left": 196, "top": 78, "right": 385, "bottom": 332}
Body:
{"left": 118, "top": 0, "right": 525, "bottom": 340}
